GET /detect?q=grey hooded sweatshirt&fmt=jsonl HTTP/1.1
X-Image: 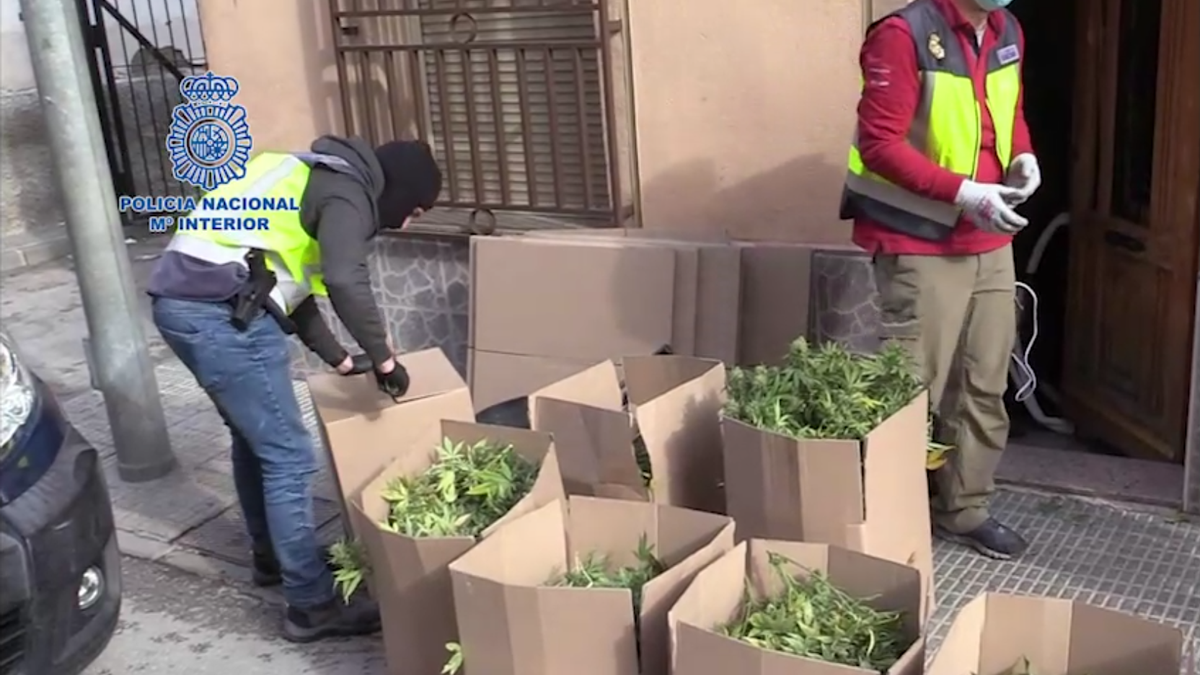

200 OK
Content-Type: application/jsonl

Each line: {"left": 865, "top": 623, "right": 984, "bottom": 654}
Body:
{"left": 147, "top": 135, "right": 392, "bottom": 367}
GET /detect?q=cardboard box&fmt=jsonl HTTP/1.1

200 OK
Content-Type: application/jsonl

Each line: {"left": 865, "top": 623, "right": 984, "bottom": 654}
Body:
{"left": 348, "top": 420, "right": 567, "bottom": 675}
{"left": 306, "top": 348, "right": 474, "bottom": 529}
{"left": 468, "top": 349, "right": 598, "bottom": 413}
{"left": 469, "top": 236, "right": 680, "bottom": 360}
{"left": 670, "top": 539, "right": 926, "bottom": 675}
{"left": 518, "top": 229, "right": 818, "bottom": 367}
{"left": 520, "top": 230, "right": 742, "bottom": 362}
{"left": 529, "top": 356, "right": 728, "bottom": 513}
{"left": 733, "top": 241, "right": 814, "bottom": 366}
{"left": 721, "top": 392, "right": 935, "bottom": 620}
{"left": 449, "top": 496, "right": 736, "bottom": 675}
{"left": 927, "top": 592, "right": 1189, "bottom": 675}
{"left": 467, "top": 235, "right": 741, "bottom": 396}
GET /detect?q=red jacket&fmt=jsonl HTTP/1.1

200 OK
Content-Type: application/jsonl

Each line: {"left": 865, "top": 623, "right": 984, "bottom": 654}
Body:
{"left": 851, "top": 0, "right": 1035, "bottom": 256}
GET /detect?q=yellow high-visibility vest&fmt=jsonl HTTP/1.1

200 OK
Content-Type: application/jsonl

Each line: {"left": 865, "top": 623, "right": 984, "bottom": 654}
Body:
{"left": 164, "top": 153, "right": 326, "bottom": 314}
{"left": 840, "top": 0, "right": 1023, "bottom": 241}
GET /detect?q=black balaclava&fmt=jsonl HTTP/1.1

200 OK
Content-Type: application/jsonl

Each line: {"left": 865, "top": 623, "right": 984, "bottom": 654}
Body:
{"left": 373, "top": 140, "right": 443, "bottom": 229}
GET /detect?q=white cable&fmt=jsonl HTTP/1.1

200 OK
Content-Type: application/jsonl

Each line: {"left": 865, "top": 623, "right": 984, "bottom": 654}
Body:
{"left": 1009, "top": 211, "right": 1075, "bottom": 436}
{"left": 1010, "top": 281, "right": 1040, "bottom": 403}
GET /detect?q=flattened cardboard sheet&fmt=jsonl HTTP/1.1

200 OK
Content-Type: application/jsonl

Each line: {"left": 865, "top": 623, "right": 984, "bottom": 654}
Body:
{"left": 469, "top": 236, "right": 677, "bottom": 360}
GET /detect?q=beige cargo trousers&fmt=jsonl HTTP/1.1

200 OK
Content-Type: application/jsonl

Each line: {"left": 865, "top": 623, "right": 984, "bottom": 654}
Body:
{"left": 873, "top": 245, "right": 1016, "bottom": 534}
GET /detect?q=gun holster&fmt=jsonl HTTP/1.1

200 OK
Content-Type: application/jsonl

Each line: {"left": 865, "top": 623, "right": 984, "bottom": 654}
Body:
{"left": 230, "top": 249, "right": 297, "bottom": 335}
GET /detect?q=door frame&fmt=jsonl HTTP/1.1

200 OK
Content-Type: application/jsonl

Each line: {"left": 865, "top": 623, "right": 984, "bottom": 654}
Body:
{"left": 1062, "top": 0, "right": 1200, "bottom": 464}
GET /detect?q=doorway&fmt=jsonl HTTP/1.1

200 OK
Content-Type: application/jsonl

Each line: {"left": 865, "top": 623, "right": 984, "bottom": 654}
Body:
{"left": 1007, "top": 0, "right": 1200, "bottom": 466}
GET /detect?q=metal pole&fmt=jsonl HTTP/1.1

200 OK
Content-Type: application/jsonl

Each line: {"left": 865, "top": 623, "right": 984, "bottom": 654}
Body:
{"left": 20, "top": 0, "right": 176, "bottom": 482}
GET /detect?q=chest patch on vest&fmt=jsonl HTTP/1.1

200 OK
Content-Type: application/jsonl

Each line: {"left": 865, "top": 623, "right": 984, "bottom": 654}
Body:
{"left": 927, "top": 32, "right": 946, "bottom": 60}
{"left": 996, "top": 44, "right": 1020, "bottom": 66}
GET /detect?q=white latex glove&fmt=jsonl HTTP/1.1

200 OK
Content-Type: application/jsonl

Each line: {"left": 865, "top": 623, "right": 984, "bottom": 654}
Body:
{"left": 1004, "top": 153, "right": 1042, "bottom": 205}
{"left": 954, "top": 180, "right": 1029, "bottom": 235}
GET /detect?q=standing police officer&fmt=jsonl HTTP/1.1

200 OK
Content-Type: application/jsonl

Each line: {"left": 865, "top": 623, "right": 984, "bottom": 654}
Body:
{"left": 147, "top": 135, "right": 442, "bottom": 641}
{"left": 842, "top": 0, "right": 1040, "bottom": 559}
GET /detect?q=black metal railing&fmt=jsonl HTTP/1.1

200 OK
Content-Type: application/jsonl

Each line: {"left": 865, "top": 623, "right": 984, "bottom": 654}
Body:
{"left": 77, "top": 0, "right": 207, "bottom": 223}
{"left": 329, "top": 0, "right": 622, "bottom": 229}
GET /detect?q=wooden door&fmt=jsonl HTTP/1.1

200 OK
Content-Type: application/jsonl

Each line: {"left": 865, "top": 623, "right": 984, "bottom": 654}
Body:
{"left": 1063, "top": 0, "right": 1200, "bottom": 461}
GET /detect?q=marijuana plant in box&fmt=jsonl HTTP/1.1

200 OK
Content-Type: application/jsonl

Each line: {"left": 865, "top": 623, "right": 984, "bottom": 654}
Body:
{"left": 721, "top": 552, "right": 909, "bottom": 671}
{"left": 442, "top": 535, "right": 667, "bottom": 675}
{"left": 330, "top": 437, "right": 539, "bottom": 602}
{"left": 725, "top": 337, "right": 947, "bottom": 464}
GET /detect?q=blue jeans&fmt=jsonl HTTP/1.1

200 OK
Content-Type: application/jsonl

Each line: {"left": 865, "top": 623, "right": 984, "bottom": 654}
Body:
{"left": 152, "top": 297, "right": 334, "bottom": 608}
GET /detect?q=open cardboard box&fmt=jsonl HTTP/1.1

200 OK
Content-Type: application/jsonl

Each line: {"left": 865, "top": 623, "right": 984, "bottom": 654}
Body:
{"left": 306, "top": 347, "right": 474, "bottom": 533}
{"left": 721, "top": 392, "right": 936, "bottom": 621}
{"left": 528, "top": 356, "right": 727, "bottom": 513}
{"left": 669, "top": 539, "right": 926, "bottom": 675}
{"left": 348, "top": 419, "right": 567, "bottom": 675}
{"left": 449, "top": 496, "right": 736, "bottom": 675}
{"left": 927, "top": 592, "right": 1189, "bottom": 675}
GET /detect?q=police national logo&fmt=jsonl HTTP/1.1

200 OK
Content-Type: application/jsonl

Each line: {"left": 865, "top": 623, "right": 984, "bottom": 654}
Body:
{"left": 166, "top": 72, "right": 252, "bottom": 190}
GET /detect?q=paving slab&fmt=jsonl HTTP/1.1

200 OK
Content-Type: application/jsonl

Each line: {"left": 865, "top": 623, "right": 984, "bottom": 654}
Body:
{"left": 175, "top": 498, "right": 342, "bottom": 566}
{"left": 100, "top": 452, "right": 238, "bottom": 542}
{"left": 929, "top": 489, "right": 1200, "bottom": 669}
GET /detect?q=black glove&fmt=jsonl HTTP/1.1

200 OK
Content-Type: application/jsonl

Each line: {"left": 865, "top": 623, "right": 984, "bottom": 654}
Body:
{"left": 375, "top": 363, "right": 410, "bottom": 399}
{"left": 340, "top": 353, "right": 373, "bottom": 376}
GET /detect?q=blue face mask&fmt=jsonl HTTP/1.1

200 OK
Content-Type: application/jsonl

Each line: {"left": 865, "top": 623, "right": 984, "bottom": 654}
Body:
{"left": 975, "top": 0, "right": 1014, "bottom": 9}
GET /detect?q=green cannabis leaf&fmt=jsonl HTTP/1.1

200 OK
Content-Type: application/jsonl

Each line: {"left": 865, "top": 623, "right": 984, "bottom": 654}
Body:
{"left": 442, "top": 642, "right": 464, "bottom": 674}
{"left": 330, "top": 437, "right": 539, "bottom": 603}
{"left": 328, "top": 538, "right": 369, "bottom": 604}
{"left": 720, "top": 552, "right": 908, "bottom": 671}
{"left": 725, "top": 337, "right": 949, "bottom": 461}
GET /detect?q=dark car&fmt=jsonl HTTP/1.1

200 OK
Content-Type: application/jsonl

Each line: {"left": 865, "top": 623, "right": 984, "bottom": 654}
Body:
{"left": 0, "top": 333, "right": 121, "bottom": 675}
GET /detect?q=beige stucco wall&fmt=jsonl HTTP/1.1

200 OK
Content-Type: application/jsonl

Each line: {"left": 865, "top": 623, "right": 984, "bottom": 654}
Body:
{"left": 626, "top": 0, "right": 878, "bottom": 245}
{"left": 197, "top": 0, "right": 344, "bottom": 152}
{"left": 197, "top": 0, "right": 904, "bottom": 243}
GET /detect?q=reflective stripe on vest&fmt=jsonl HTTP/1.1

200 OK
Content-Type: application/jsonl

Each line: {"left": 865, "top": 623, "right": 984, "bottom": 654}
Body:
{"left": 840, "top": 0, "right": 1022, "bottom": 241}
{"left": 165, "top": 153, "right": 325, "bottom": 315}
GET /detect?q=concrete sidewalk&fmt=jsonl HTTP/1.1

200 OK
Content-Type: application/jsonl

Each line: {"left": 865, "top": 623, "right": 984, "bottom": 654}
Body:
{"left": 1, "top": 233, "right": 342, "bottom": 599}
{"left": 2, "top": 236, "right": 1198, "bottom": 663}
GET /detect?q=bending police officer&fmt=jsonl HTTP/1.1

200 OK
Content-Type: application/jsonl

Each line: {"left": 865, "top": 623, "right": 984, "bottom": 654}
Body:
{"left": 147, "top": 135, "right": 442, "bottom": 641}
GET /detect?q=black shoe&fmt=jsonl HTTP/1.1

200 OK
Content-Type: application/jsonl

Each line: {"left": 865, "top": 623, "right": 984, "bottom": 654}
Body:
{"left": 283, "top": 595, "right": 382, "bottom": 643}
{"left": 252, "top": 544, "right": 335, "bottom": 588}
{"left": 935, "top": 518, "right": 1029, "bottom": 560}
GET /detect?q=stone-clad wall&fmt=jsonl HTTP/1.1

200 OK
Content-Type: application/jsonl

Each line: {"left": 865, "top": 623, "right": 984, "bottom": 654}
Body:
{"left": 289, "top": 234, "right": 472, "bottom": 377}
{"left": 290, "top": 237, "right": 883, "bottom": 375}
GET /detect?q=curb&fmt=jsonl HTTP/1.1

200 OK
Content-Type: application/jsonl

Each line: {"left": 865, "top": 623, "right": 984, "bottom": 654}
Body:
{"left": 0, "top": 232, "right": 72, "bottom": 274}
{"left": 116, "top": 528, "right": 286, "bottom": 607}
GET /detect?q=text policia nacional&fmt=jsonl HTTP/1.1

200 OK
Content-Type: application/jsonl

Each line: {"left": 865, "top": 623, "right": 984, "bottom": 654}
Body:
{"left": 118, "top": 195, "right": 300, "bottom": 232}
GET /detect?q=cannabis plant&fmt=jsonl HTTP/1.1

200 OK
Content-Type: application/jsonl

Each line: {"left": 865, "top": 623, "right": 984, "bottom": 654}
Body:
{"left": 725, "top": 337, "right": 948, "bottom": 461}
{"left": 328, "top": 538, "right": 369, "bottom": 603}
{"left": 720, "top": 552, "right": 908, "bottom": 671}
{"left": 331, "top": 437, "right": 539, "bottom": 601}
{"left": 442, "top": 536, "right": 667, "bottom": 675}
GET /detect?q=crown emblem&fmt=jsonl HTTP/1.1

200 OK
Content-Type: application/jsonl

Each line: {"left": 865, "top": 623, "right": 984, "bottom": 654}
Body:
{"left": 179, "top": 71, "right": 240, "bottom": 104}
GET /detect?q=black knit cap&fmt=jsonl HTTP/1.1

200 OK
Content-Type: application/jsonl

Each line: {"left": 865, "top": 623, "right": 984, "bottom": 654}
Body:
{"left": 374, "top": 140, "right": 442, "bottom": 229}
